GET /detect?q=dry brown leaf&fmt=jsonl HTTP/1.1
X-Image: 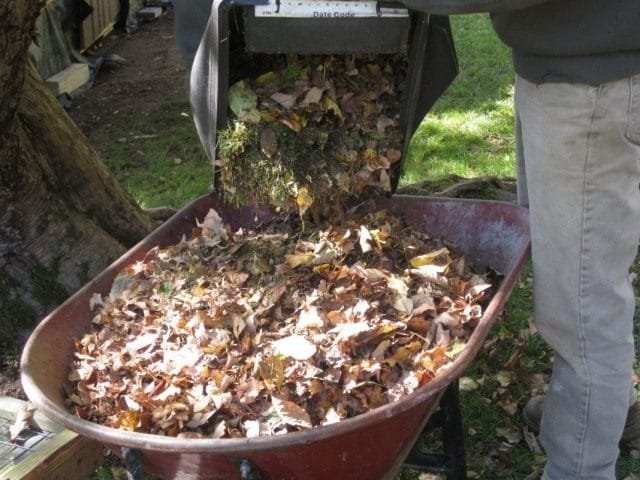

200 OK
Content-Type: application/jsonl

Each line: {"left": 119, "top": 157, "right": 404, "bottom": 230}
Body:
{"left": 272, "top": 335, "right": 317, "bottom": 360}
{"left": 300, "top": 86, "right": 324, "bottom": 107}
{"left": 9, "top": 402, "right": 35, "bottom": 442}
{"left": 271, "top": 396, "right": 313, "bottom": 429}
{"left": 259, "top": 127, "right": 278, "bottom": 158}
{"left": 270, "top": 92, "right": 297, "bottom": 109}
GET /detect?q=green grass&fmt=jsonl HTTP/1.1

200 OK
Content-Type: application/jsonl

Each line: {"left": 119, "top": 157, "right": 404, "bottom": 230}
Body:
{"left": 401, "top": 14, "right": 516, "bottom": 186}
{"left": 100, "top": 98, "right": 211, "bottom": 209}
{"left": 93, "top": 13, "right": 640, "bottom": 480}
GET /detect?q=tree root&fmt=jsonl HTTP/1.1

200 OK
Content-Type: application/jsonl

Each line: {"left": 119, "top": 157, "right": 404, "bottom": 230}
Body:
{"left": 397, "top": 174, "right": 516, "bottom": 202}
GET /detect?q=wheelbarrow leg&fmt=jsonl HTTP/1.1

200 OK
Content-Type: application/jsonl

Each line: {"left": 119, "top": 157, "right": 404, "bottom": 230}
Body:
{"left": 441, "top": 380, "right": 467, "bottom": 479}
{"left": 402, "top": 379, "right": 467, "bottom": 480}
{"left": 122, "top": 447, "right": 144, "bottom": 480}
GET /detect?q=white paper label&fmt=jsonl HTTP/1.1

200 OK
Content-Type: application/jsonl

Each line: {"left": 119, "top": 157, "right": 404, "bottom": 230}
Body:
{"left": 254, "top": 0, "right": 408, "bottom": 18}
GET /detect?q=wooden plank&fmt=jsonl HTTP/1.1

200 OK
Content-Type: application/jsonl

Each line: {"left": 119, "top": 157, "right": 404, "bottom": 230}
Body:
{"left": 83, "top": 21, "right": 117, "bottom": 52}
{"left": 20, "top": 432, "right": 105, "bottom": 480}
{"left": 0, "top": 397, "right": 105, "bottom": 480}
{"left": 45, "top": 63, "right": 91, "bottom": 96}
{"left": 137, "top": 6, "right": 164, "bottom": 21}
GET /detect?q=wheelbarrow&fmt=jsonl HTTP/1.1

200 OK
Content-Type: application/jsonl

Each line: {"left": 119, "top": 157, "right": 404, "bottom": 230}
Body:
{"left": 20, "top": 193, "right": 530, "bottom": 479}
{"left": 22, "top": 2, "right": 529, "bottom": 477}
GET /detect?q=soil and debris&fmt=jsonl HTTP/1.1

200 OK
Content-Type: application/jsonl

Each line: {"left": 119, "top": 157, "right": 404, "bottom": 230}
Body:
{"left": 68, "top": 208, "right": 497, "bottom": 438}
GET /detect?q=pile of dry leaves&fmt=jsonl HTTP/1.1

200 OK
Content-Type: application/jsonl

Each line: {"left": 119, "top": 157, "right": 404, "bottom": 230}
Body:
{"left": 217, "top": 54, "right": 405, "bottom": 221}
{"left": 68, "top": 208, "right": 495, "bottom": 438}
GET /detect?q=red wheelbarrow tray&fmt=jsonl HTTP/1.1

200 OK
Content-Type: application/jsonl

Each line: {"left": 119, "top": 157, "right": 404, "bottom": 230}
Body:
{"left": 20, "top": 193, "right": 530, "bottom": 480}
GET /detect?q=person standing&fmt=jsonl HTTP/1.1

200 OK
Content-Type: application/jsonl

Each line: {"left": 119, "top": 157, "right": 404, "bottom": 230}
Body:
{"left": 400, "top": 0, "right": 640, "bottom": 478}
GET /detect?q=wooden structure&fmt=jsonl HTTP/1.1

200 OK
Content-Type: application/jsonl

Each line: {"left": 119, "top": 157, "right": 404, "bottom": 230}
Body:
{"left": 0, "top": 397, "right": 104, "bottom": 480}
{"left": 79, "top": 0, "right": 121, "bottom": 51}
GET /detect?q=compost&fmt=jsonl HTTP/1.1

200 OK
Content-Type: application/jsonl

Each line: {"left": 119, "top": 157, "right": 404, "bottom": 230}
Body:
{"left": 67, "top": 207, "right": 495, "bottom": 438}
{"left": 217, "top": 53, "right": 406, "bottom": 221}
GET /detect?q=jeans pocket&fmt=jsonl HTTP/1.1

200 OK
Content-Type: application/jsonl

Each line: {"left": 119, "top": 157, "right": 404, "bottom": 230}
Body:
{"left": 626, "top": 74, "right": 640, "bottom": 145}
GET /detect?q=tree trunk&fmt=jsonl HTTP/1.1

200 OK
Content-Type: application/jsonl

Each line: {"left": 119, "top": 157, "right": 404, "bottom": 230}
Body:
{"left": 0, "top": 0, "right": 153, "bottom": 344}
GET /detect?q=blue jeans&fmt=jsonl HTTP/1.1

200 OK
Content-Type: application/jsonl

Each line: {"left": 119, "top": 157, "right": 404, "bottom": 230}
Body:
{"left": 515, "top": 74, "right": 640, "bottom": 479}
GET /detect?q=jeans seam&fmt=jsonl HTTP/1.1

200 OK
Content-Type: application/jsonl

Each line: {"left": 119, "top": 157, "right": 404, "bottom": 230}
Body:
{"left": 574, "top": 85, "right": 600, "bottom": 476}
{"left": 625, "top": 74, "right": 640, "bottom": 146}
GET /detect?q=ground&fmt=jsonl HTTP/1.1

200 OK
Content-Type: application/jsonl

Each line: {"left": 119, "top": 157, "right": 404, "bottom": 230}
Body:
{"left": 0, "top": 364, "right": 24, "bottom": 399}
{"left": 68, "top": 8, "right": 188, "bottom": 151}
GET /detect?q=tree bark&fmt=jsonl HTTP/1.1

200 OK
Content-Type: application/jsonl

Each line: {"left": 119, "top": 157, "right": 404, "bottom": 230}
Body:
{"left": 0, "top": 0, "right": 153, "bottom": 338}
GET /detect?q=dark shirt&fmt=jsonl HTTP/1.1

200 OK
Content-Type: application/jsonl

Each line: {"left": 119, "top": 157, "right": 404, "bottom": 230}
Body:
{"left": 490, "top": 0, "right": 640, "bottom": 85}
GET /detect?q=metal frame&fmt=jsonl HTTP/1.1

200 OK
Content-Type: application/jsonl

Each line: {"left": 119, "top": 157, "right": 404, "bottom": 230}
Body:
{"left": 402, "top": 379, "right": 467, "bottom": 479}
{"left": 199, "top": 0, "right": 457, "bottom": 190}
{"left": 0, "top": 417, "right": 56, "bottom": 468}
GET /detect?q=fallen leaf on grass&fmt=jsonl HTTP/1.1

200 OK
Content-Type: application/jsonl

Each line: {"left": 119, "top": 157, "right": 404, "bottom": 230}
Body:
{"left": 259, "top": 127, "right": 278, "bottom": 158}
{"left": 459, "top": 376, "right": 480, "bottom": 392}
{"left": 495, "top": 371, "right": 513, "bottom": 388}
{"left": 228, "top": 80, "right": 260, "bottom": 122}
{"left": 523, "top": 427, "right": 543, "bottom": 455}
{"left": 496, "top": 426, "right": 522, "bottom": 445}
